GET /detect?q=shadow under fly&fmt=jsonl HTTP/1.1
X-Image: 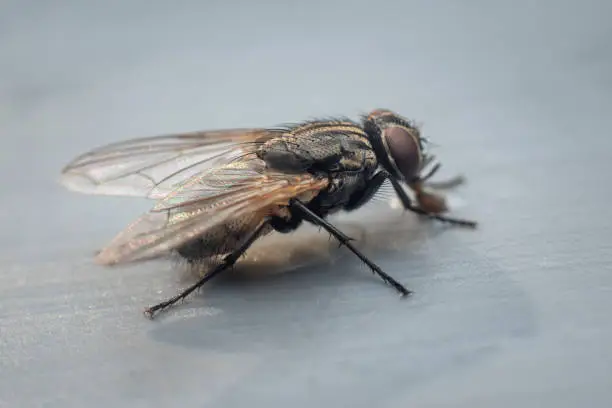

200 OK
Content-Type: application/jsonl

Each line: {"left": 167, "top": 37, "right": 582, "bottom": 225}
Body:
{"left": 59, "top": 109, "right": 477, "bottom": 318}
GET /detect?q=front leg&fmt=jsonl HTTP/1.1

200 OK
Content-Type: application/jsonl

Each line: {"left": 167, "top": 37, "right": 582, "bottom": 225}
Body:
{"left": 389, "top": 178, "right": 477, "bottom": 228}
{"left": 416, "top": 162, "right": 465, "bottom": 190}
{"left": 345, "top": 170, "right": 476, "bottom": 227}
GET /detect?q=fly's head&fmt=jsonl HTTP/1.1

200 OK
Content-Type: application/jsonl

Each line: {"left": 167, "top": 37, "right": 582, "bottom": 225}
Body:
{"left": 363, "top": 109, "right": 431, "bottom": 183}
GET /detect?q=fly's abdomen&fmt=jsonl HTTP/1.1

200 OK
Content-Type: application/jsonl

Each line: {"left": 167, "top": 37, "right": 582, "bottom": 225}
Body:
{"left": 175, "top": 213, "right": 273, "bottom": 264}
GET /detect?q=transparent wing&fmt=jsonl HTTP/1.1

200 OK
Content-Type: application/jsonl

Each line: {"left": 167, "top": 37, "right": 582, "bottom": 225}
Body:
{"left": 59, "top": 128, "right": 279, "bottom": 199}
{"left": 94, "top": 153, "right": 329, "bottom": 266}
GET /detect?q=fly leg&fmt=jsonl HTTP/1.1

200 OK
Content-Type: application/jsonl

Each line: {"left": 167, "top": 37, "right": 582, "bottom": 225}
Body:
{"left": 144, "top": 220, "right": 270, "bottom": 319}
{"left": 389, "top": 178, "right": 477, "bottom": 228}
{"left": 419, "top": 162, "right": 441, "bottom": 182}
{"left": 418, "top": 163, "right": 465, "bottom": 190}
{"left": 289, "top": 198, "right": 411, "bottom": 296}
{"left": 423, "top": 175, "right": 465, "bottom": 190}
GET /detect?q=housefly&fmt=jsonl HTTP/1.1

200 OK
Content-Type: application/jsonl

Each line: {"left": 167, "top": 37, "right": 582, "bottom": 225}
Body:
{"left": 59, "top": 109, "right": 477, "bottom": 318}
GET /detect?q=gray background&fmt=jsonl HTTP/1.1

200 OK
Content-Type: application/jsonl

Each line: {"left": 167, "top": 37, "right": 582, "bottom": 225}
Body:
{"left": 1, "top": 0, "right": 611, "bottom": 407}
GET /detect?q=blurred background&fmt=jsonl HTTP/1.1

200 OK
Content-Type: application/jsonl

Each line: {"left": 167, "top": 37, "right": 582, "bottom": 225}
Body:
{"left": 1, "top": 0, "right": 611, "bottom": 407}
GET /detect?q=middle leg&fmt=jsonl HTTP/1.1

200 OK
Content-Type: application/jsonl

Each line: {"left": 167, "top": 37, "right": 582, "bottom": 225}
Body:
{"left": 289, "top": 198, "right": 411, "bottom": 296}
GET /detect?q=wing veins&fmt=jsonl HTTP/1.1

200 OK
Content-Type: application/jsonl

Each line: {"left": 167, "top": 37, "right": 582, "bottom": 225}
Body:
{"left": 74, "top": 128, "right": 264, "bottom": 153}
{"left": 63, "top": 128, "right": 272, "bottom": 172}
{"left": 151, "top": 179, "right": 268, "bottom": 212}
{"left": 65, "top": 143, "right": 225, "bottom": 172}
{"left": 95, "top": 174, "right": 329, "bottom": 265}
{"left": 97, "top": 181, "right": 288, "bottom": 264}
{"left": 150, "top": 146, "right": 261, "bottom": 190}
{"left": 59, "top": 126, "right": 280, "bottom": 200}
{"left": 98, "top": 147, "right": 230, "bottom": 186}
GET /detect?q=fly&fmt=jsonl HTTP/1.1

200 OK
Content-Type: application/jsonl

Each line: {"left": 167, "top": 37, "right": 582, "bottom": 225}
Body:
{"left": 59, "top": 109, "right": 477, "bottom": 318}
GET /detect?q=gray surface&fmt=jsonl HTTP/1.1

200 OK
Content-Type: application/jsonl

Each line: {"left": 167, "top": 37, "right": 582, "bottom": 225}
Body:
{"left": 1, "top": 1, "right": 612, "bottom": 407}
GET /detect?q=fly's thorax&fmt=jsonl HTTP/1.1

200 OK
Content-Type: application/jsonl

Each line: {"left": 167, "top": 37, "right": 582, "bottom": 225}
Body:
{"left": 257, "top": 120, "right": 374, "bottom": 174}
{"left": 257, "top": 135, "right": 311, "bottom": 172}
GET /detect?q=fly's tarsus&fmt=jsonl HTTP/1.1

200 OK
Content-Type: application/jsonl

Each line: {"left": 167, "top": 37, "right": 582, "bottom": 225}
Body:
{"left": 407, "top": 206, "right": 478, "bottom": 228}
{"left": 424, "top": 175, "right": 466, "bottom": 190}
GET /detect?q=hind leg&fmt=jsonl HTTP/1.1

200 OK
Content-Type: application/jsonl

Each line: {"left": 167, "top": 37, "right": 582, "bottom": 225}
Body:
{"left": 145, "top": 219, "right": 271, "bottom": 319}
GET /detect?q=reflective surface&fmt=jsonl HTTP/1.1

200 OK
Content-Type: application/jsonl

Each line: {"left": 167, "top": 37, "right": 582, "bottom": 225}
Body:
{"left": 1, "top": 1, "right": 611, "bottom": 407}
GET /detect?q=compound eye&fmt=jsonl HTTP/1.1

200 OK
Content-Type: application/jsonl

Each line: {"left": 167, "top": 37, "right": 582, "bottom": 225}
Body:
{"left": 383, "top": 126, "right": 421, "bottom": 181}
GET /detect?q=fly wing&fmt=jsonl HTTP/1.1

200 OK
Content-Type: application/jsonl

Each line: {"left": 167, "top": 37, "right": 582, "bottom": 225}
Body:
{"left": 59, "top": 128, "right": 279, "bottom": 199}
{"left": 94, "top": 154, "right": 329, "bottom": 266}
